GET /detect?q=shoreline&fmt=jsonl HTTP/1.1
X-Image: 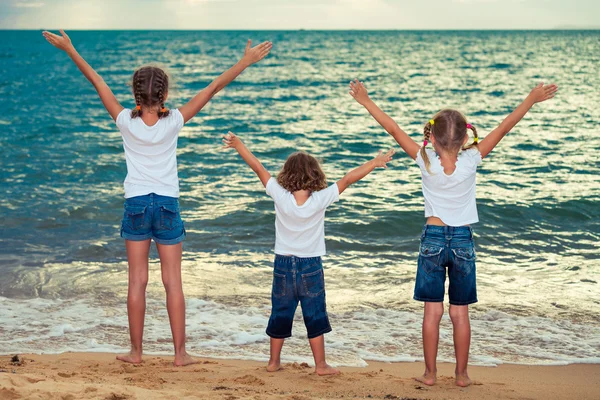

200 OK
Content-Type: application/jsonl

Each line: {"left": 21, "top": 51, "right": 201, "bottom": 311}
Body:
{"left": 2, "top": 353, "right": 599, "bottom": 399}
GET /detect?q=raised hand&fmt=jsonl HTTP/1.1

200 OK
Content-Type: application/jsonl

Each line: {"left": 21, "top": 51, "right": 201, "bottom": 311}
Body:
{"left": 372, "top": 149, "right": 395, "bottom": 168}
{"left": 349, "top": 79, "right": 371, "bottom": 106}
{"left": 222, "top": 131, "right": 243, "bottom": 150}
{"left": 527, "top": 83, "right": 558, "bottom": 104}
{"left": 241, "top": 40, "right": 273, "bottom": 66}
{"left": 42, "top": 29, "right": 74, "bottom": 53}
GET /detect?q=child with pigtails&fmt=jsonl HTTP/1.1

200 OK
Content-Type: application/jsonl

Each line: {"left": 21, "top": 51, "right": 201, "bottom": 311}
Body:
{"left": 349, "top": 79, "right": 557, "bottom": 386}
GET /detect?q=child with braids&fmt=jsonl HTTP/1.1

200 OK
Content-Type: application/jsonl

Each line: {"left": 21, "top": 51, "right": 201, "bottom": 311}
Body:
{"left": 349, "top": 79, "right": 557, "bottom": 386}
{"left": 43, "top": 29, "right": 272, "bottom": 366}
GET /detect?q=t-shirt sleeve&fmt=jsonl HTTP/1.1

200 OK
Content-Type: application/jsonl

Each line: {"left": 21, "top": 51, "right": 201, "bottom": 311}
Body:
{"left": 266, "top": 177, "right": 288, "bottom": 200}
{"left": 415, "top": 148, "right": 436, "bottom": 173}
{"left": 172, "top": 109, "right": 185, "bottom": 131}
{"left": 464, "top": 148, "right": 483, "bottom": 169}
{"left": 312, "top": 184, "right": 340, "bottom": 210}
{"left": 116, "top": 108, "right": 131, "bottom": 131}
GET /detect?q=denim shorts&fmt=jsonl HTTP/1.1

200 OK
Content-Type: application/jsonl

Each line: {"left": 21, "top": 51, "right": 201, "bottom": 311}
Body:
{"left": 120, "top": 193, "right": 186, "bottom": 245}
{"left": 266, "top": 255, "right": 332, "bottom": 339}
{"left": 413, "top": 225, "right": 477, "bottom": 306}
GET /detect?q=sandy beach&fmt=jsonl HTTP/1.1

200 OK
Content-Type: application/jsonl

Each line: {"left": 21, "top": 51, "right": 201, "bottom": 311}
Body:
{"left": 0, "top": 353, "right": 598, "bottom": 400}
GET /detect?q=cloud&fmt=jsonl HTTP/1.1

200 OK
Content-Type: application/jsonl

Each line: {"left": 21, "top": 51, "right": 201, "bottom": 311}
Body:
{"left": 13, "top": 1, "right": 44, "bottom": 7}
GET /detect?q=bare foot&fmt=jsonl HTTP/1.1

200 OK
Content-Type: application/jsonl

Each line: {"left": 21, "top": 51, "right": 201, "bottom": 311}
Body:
{"left": 173, "top": 353, "right": 199, "bottom": 367}
{"left": 266, "top": 360, "right": 281, "bottom": 372}
{"left": 414, "top": 371, "right": 437, "bottom": 386}
{"left": 315, "top": 364, "right": 340, "bottom": 376}
{"left": 116, "top": 352, "right": 142, "bottom": 364}
{"left": 455, "top": 373, "right": 472, "bottom": 387}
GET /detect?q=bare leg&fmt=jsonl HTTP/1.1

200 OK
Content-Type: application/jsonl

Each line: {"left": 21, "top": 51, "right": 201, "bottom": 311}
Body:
{"left": 117, "top": 239, "right": 151, "bottom": 364}
{"left": 267, "top": 338, "right": 284, "bottom": 372}
{"left": 156, "top": 242, "right": 197, "bottom": 367}
{"left": 415, "top": 302, "right": 443, "bottom": 386}
{"left": 309, "top": 335, "right": 339, "bottom": 376}
{"left": 449, "top": 304, "right": 472, "bottom": 387}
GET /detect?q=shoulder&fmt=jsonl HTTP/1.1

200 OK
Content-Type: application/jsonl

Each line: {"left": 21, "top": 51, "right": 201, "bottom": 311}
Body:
{"left": 415, "top": 148, "right": 439, "bottom": 172}
{"left": 266, "top": 177, "right": 289, "bottom": 199}
{"left": 460, "top": 147, "right": 483, "bottom": 167}
{"left": 116, "top": 108, "right": 132, "bottom": 129}
{"left": 168, "top": 109, "right": 184, "bottom": 130}
{"left": 311, "top": 183, "right": 340, "bottom": 207}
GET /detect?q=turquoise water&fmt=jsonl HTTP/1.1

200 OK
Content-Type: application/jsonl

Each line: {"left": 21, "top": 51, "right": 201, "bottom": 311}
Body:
{"left": 1, "top": 30, "right": 599, "bottom": 366}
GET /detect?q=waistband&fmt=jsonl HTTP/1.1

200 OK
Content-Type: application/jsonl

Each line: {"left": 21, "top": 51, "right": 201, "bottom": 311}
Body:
{"left": 274, "top": 255, "right": 322, "bottom": 269}
{"left": 125, "top": 193, "right": 179, "bottom": 204}
{"left": 421, "top": 224, "right": 473, "bottom": 239}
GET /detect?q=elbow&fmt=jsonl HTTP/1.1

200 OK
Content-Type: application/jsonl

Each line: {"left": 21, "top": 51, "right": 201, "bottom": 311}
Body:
{"left": 207, "top": 82, "right": 220, "bottom": 97}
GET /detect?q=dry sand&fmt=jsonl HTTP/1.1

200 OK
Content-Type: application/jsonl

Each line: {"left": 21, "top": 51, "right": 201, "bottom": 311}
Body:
{"left": 1, "top": 353, "right": 599, "bottom": 400}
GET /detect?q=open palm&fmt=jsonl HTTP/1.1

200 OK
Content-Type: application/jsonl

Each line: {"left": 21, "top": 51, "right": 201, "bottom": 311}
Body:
{"left": 242, "top": 40, "right": 273, "bottom": 66}
{"left": 42, "top": 29, "right": 74, "bottom": 52}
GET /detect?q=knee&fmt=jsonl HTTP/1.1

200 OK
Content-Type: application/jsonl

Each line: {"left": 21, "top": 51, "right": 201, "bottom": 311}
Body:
{"left": 449, "top": 306, "right": 469, "bottom": 324}
{"left": 161, "top": 273, "right": 182, "bottom": 292}
{"left": 424, "top": 303, "right": 444, "bottom": 321}
{"left": 130, "top": 275, "right": 148, "bottom": 291}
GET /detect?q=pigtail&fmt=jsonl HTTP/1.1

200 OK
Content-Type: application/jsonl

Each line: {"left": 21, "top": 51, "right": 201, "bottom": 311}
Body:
{"left": 463, "top": 123, "right": 479, "bottom": 150}
{"left": 156, "top": 71, "right": 170, "bottom": 119}
{"left": 131, "top": 70, "right": 144, "bottom": 119}
{"left": 420, "top": 119, "right": 434, "bottom": 173}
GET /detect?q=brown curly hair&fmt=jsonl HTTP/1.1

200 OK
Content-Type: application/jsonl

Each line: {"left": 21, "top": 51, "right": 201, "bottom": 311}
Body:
{"left": 277, "top": 151, "right": 328, "bottom": 193}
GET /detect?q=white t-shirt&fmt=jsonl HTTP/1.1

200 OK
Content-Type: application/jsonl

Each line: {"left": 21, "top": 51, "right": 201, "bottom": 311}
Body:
{"left": 266, "top": 177, "right": 340, "bottom": 257}
{"left": 116, "top": 108, "right": 184, "bottom": 199}
{"left": 415, "top": 148, "right": 482, "bottom": 227}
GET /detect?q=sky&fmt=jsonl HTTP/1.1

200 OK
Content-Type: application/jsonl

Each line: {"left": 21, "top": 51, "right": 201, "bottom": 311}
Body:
{"left": 1, "top": 0, "right": 599, "bottom": 30}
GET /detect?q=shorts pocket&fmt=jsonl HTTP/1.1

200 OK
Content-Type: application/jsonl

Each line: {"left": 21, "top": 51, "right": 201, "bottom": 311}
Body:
{"left": 160, "top": 204, "right": 181, "bottom": 231}
{"left": 272, "top": 272, "right": 286, "bottom": 298}
{"left": 452, "top": 247, "right": 476, "bottom": 277}
{"left": 419, "top": 244, "right": 444, "bottom": 273}
{"left": 302, "top": 268, "right": 325, "bottom": 298}
{"left": 124, "top": 205, "right": 147, "bottom": 231}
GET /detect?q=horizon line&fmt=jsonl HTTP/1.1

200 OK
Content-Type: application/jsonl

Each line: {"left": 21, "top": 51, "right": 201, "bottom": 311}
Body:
{"left": 4, "top": 28, "right": 600, "bottom": 32}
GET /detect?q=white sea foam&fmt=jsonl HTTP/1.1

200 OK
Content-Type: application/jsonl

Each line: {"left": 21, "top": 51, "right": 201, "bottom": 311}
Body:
{"left": 1, "top": 296, "right": 598, "bottom": 367}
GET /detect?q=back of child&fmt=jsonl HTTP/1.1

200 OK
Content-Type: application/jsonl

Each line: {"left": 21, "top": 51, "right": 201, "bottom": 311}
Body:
{"left": 349, "top": 79, "right": 557, "bottom": 386}
{"left": 223, "top": 132, "right": 394, "bottom": 375}
{"left": 43, "top": 29, "right": 272, "bottom": 366}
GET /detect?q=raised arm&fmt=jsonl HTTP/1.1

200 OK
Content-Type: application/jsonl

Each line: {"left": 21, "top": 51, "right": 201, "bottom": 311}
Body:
{"left": 43, "top": 30, "right": 123, "bottom": 121}
{"left": 349, "top": 80, "right": 420, "bottom": 160}
{"left": 336, "top": 149, "right": 395, "bottom": 195}
{"left": 223, "top": 132, "right": 271, "bottom": 187}
{"left": 478, "top": 83, "right": 558, "bottom": 158}
{"left": 179, "top": 40, "right": 272, "bottom": 124}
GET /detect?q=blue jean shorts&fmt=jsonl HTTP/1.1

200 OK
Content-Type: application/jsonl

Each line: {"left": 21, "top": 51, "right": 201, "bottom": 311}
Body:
{"left": 120, "top": 193, "right": 185, "bottom": 245}
{"left": 413, "top": 225, "right": 477, "bottom": 306}
{"left": 266, "top": 255, "right": 332, "bottom": 340}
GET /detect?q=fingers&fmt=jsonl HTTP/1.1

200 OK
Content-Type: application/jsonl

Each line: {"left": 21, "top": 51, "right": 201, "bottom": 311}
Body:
{"left": 245, "top": 39, "right": 252, "bottom": 53}
{"left": 59, "top": 29, "right": 69, "bottom": 39}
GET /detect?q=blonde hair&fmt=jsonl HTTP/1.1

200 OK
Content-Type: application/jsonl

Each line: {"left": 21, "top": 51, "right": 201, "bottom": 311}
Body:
{"left": 420, "top": 109, "right": 479, "bottom": 173}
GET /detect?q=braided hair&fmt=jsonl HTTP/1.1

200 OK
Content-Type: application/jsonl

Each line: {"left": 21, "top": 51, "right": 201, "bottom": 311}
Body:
{"left": 420, "top": 109, "right": 479, "bottom": 173}
{"left": 130, "top": 66, "right": 171, "bottom": 119}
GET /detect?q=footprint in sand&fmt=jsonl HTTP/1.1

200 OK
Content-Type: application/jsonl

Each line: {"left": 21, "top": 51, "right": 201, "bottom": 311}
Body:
{"left": 0, "top": 387, "right": 22, "bottom": 400}
{"left": 233, "top": 375, "right": 266, "bottom": 386}
{"left": 105, "top": 393, "right": 130, "bottom": 400}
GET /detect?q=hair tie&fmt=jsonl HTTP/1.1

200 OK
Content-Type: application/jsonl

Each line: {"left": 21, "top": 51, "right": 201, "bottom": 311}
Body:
{"left": 423, "top": 140, "right": 428, "bottom": 147}
{"left": 135, "top": 105, "right": 141, "bottom": 111}
{"left": 474, "top": 137, "right": 479, "bottom": 143}
{"left": 161, "top": 107, "right": 167, "bottom": 112}
{"left": 429, "top": 119, "right": 435, "bottom": 125}
{"left": 466, "top": 123, "right": 472, "bottom": 129}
